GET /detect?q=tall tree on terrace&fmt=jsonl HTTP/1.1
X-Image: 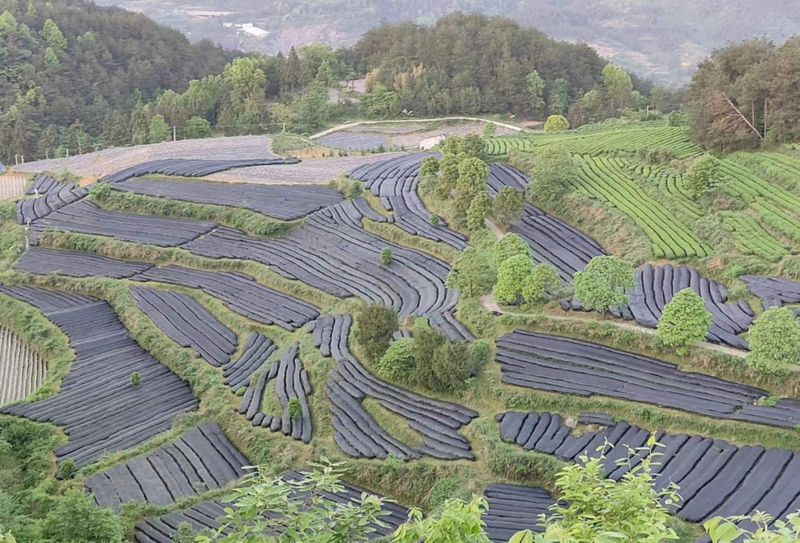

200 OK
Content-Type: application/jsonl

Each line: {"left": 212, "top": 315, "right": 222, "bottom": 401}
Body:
{"left": 525, "top": 70, "right": 546, "bottom": 118}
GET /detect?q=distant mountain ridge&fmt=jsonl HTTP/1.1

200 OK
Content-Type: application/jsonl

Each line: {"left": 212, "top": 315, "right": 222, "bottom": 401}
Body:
{"left": 95, "top": 0, "right": 800, "bottom": 84}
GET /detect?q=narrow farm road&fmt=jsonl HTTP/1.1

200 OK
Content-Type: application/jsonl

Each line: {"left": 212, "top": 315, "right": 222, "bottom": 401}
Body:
{"left": 310, "top": 116, "right": 527, "bottom": 140}
{"left": 479, "top": 294, "right": 748, "bottom": 360}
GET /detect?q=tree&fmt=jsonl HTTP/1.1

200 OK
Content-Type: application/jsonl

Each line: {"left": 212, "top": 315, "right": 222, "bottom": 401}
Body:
{"left": 483, "top": 123, "right": 496, "bottom": 138}
{"left": 492, "top": 187, "right": 524, "bottom": 227}
{"left": 441, "top": 136, "right": 464, "bottom": 156}
{"left": 685, "top": 154, "right": 721, "bottom": 196}
{"left": 374, "top": 338, "right": 416, "bottom": 383}
{"left": 467, "top": 191, "right": 493, "bottom": 230}
{"left": 197, "top": 461, "right": 390, "bottom": 543}
{"left": 148, "top": 114, "right": 170, "bottom": 143}
{"left": 362, "top": 84, "right": 400, "bottom": 119}
{"left": 455, "top": 158, "right": 490, "bottom": 215}
{"left": 355, "top": 303, "right": 398, "bottom": 362}
{"left": 446, "top": 247, "right": 497, "bottom": 297}
{"left": 493, "top": 254, "right": 535, "bottom": 305}
{"left": 522, "top": 263, "right": 561, "bottom": 305}
{"left": 185, "top": 116, "right": 212, "bottom": 139}
{"left": 512, "top": 437, "right": 680, "bottom": 543}
{"left": 704, "top": 511, "right": 800, "bottom": 542}
{"left": 420, "top": 156, "right": 439, "bottom": 178}
{"left": 296, "top": 83, "right": 331, "bottom": 131}
{"left": 42, "top": 19, "right": 67, "bottom": 50}
{"left": 461, "top": 134, "right": 485, "bottom": 159}
{"left": 43, "top": 46, "right": 59, "bottom": 67}
{"left": 38, "top": 124, "right": 58, "bottom": 159}
{"left": 573, "top": 256, "right": 635, "bottom": 315}
{"left": 602, "top": 64, "right": 634, "bottom": 112}
{"left": 543, "top": 115, "right": 569, "bottom": 133}
{"left": 656, "top": 289, "right": 712, "bottom": 355}
{"left": 393, "top": 497, "right": 492, "bottom": 543}
{"left": 525, "top": 71, "right": 546, "bottom": 118}
{"left": 747, "top": 307, "right": 800, "bottom": 376}
{"left": 130, "top": 104, "right": 151, "bottom": 146}
{"left": 436, "top": 153, "right": 461, "bottom": 197}
{"left": 548, "top": 78, "right": 570, "bottom": 116}
{"left": 40, "top": 489, "right": 125, "bottom": 543}
{"left": 101, "top": 111, "right": 128, "bottom": 148}
{"left": 496, "top": 233, "right": 530, "bottom": 267}
{"left": 381, "top": 248, "right": 393, "bottom": 265}
{"left": 527, "top": 147, "right": 576, "bottom": 207}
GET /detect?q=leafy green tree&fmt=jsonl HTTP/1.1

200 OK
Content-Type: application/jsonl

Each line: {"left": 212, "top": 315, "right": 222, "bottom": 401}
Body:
{"left": 446, "top": 247, "right": 497, "bottom": 297}
{"left": 525, "top": 71, "right": 546, "bottom": 117}
{"left": 548, "top": 78, "right": 570, "bottom": 115}
{"left": 496, "top": 233, "right": 530, "bottom": 266}
{"left": 148, "top": 114, "right": 170, "bottom": 143}
{"left": 37, "top": 124, "right": 58, "bottom": 159}
{"left": 573, "top": 256, "right": 635, "bottom": 315}
{"left": 483, "top": 123, "right": 496, "bottom": 138}
{"left": 393, "top": 497, "right": 492, "bottom": 543}
{"left": 522, "top": 263, "right": 561, "bottom": 305}
{"left": 374, "top": 338, "right": 416, "bottom": 383}
{"left": 455, "top": 158, "right": 490, "bottom": 215}
{"left": 436, "top": 153, "right": 462, "bottom": 197}
{"left": 43, "top": 46, "right": 59, "bottom": 67}
{"left": 493, "top": 254, "right": 535, "bottom": 305}
{"left": 467, "top": 191, "right": 493, "bottom": 230}
{"left": 355, "top": 303, "right": 398, "bottom": 362}
{"left": 747, "top": 307, "right": 800, "bottom": 376}
{"left": 656, "top": 288, "right": 712, "bottom": 355}
{"left": 492, "top": 187, "right": 524, "bottom": 227}
{"left": 185, "top": 116, "right": 212, "bottom": 139}
{"left": 461, "top": 134, "right": 486, "bottom": 159}
{"left": 40, "top": 489, "right": 125, "bottom": 543}
{"left": 42, "top": 19, "right": 67, "bottom": 50}
{"left": 441, "top": 135, "right": 464, "bottom": 156}
{"left": 197, "top": 461, "right": 390, "bottom": 543}
{"left": 101, "top": 111, "right": 128, "bottom": 148}
{"left": 543, "top": 115, "right": 570, "bottom": 133}
{"left": 685, "top": 154, "right": 721, "bottom": 196}
{"left": 381, "top": 248, "right": 393, "bottom": 265}
{"left": 296, "top": 83, "right": 331, "bottom": 131}
{"left": 602, "top": 64, "right": 634, "bottom": 112}
{"left": 130, "top": 104, "right": 151, "bottom": 146}
{"left": 527, "top": 147, "right": 576, "bottom": 207}
{"left": 512, "top": 436, "right": 680, "bottom": 543}
{"left": 420, "top": 156, "right": 439, "bottom": 178}
{"left": 704, "top": 511, "right": 800, "bottom": 542}
{"left": 362, "top": 84, "right": 400, "bottom": 119}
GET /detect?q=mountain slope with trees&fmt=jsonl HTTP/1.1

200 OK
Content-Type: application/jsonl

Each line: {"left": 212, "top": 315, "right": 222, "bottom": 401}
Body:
{"left": 0, "top": 0, "right": 234, "bottom": 162}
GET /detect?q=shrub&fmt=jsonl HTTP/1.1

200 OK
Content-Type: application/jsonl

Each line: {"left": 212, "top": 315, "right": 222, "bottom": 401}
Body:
{"left": 356, "top": 304, "right": 399, "bottom": 362}
{"left": 747, "top": 307, "right": 800, "bottom": 376}
{"left": 380, "top": 247, "right": 393, "bottom": 265}
{"left": 483, "top": 123, "right": 496, "bottom": 138}
{"left": 129, "top": 371, "right": 141, "bottom": 385}
{"left": 543, "top": 114, "right": 570, "bottom": 132}
{"left": 334, "top": 177, "right": 364, "bottom": 199}
{"left": 185, "top": 116, "right": 212, "bottom": 139}
{"left": 685, "top": 154, "right": 721, "bottom": 196}
{"left": 428, "top": 214, "right": 440, "bottom": 226}
{"left": 287, "top": 397, "right": 302, "bottom": 419}
{"left": 420, "top": 156, "right": 440, "bottom": 177}
{"left": 455, "top": 158, "right": 490, "bottom": 215}
{"left": 656, "top": 289, "right": 712, "bottom": 355}
{"left": 573, "top": 256, "right": 635, "bottom": 315}
{"left": 89, "top": 182, "right": 111, "bottom": 202}
{"left": 493, "top": 254, "right": 534, "bottom": 305}
{"left": 493, "top": 187, "right": 524, "bottom": 227}
{"left": 374, "top": 338, "right": 416, "bottom": 382}
{"left": 41, "top": 489, "right": 125, "bottom": 543}
{"left": 59, "top": 457, "right": 77, "bottom": 479}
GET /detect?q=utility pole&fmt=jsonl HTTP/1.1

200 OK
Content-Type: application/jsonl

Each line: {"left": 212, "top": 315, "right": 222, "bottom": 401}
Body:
{"left": 173, "top": 126, "right": 177, "bottom": 142}
{"left": 77, "top": 134, "right": 82, "bottom": 155}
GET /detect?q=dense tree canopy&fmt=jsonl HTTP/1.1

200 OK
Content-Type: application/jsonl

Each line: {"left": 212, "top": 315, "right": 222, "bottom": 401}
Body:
{"left": 349, "top": 13, "right": 616, "bottom": 118}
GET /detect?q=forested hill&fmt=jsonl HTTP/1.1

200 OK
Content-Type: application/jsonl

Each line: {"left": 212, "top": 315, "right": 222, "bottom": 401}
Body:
{"left": 0, "top": 0, "right": 233, "bottom": 160}
{"left": 348, "top": 13, "right": 647, "bottom": 119}
{"left": 97, "top": 0, "right": 800, "bottom": 85}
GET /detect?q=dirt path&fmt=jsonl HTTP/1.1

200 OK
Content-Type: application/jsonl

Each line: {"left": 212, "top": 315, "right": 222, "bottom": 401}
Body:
{"left": 480, "top": 294, "right": 747, "bottom": 359}
{"left": 310, "top": 117, "right": 527, "bottom": 140}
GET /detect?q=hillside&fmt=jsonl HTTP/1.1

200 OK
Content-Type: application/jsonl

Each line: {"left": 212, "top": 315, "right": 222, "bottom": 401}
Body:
{"left": 0, "top": 0, "right": 234, "bottom": 163}
{"left": 3, "top": 119, "right": 800, "bottom": 540}
{"left": 95, "top": 0, "right": 800, "bottom": 84}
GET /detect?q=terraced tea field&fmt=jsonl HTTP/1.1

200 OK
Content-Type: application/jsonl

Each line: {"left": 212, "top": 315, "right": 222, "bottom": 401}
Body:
{"left": 0, "top": 326, "right": 46, "bottom": 405}
{"left": 4, "top": 123, "right": 800, "bottom": 542}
